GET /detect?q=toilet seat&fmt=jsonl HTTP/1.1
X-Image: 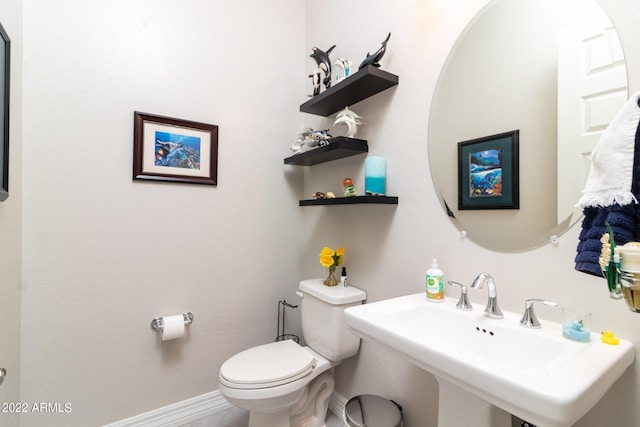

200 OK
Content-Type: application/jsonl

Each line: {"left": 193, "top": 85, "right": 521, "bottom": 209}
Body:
{"left": 220, "top": 340, "right": 316, "bottom": 390}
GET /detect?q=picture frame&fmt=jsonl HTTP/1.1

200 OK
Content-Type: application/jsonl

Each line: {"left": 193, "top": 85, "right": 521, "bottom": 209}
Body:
{"left": 457, "top": 130, "right": 519, "bottom": 210}
{"left": 0, "top": 22, "right": 10, "bottom": 202}
{"left": 133, "top": 112, "right": 218, "bottom": 186}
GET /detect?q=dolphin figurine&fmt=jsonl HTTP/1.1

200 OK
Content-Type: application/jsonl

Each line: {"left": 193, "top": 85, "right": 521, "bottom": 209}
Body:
{"left": 310, "top": 45, "right": 336, "bottom": 89}
{"left": 333, "top": 107, "right": 364, "bottom": 138}
{"left": 358, "top": 32, "right": 391, "bottom": 70}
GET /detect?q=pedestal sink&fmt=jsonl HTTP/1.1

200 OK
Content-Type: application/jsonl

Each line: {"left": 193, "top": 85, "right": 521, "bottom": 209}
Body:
{"left": 344, "top": 294, "right": 635, "bottom": 427}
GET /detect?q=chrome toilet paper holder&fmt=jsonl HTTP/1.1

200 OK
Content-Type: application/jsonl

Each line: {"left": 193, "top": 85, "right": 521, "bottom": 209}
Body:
{"left": 151, "top": 312, "right": 194, "bottom": 332}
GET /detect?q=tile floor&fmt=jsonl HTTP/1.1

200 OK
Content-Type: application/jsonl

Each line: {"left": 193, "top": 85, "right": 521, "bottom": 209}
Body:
{"left": 179, "top": 406, "right": 346, "bottom": 427}
{"left": 327, "top": 411, "right": 346, "bottom": 427}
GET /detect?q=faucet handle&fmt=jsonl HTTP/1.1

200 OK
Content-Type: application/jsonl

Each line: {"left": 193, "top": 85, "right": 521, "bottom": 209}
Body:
{"left": 519, "top": 299, "right": 558, "bottom": 328}
{"left": 447, "top": 281, "right": 473, "bottom": 310}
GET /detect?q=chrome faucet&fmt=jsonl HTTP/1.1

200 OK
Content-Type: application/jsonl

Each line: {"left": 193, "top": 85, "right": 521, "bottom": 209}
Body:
{"left": 470, "top": 273, "right": 503, "bottom": 319}
{"left": 519, "top": 299, "right": 558, "bottom": 328}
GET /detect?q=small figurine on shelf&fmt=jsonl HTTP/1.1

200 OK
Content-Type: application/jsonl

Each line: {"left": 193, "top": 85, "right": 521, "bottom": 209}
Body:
{"left": 343, "top": 178, "right": 357, "bottom": 197}
{"left": 333, "top": 106, "right": 363, "bottom": 138}
{"left": 334, "top": 58, "right": 352, "bottom": 83}
{"left": 313, "top": 129, "right": 333, "bottom": 147}
{"left": 290, "top": 128, "right": 333, "bottom": 153}
{"left": 290, "top": 127, "right": 317, "bottom": 153}
{"left": 312, "top": 191, "right": 336, "bottom": 199}
{"left": 358, "top": 32, "right": 391, "bottom": 70}
{"left": 310, "top": 45, "right": 336, "bottom": 92}
{"left": 309, "top": 68, "right": 321, "bottom": 97}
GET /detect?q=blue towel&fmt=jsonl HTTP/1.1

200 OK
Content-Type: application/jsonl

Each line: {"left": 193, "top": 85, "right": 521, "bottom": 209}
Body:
{"left": 575, "top": 97, "right": 640, "bottom": 276}
{"left": 575, "top": 205, "right": 640, "bottom": 276}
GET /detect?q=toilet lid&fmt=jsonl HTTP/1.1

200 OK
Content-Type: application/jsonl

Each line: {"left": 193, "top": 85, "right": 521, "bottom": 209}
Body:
{"left": 220, "top": 340, "right": 316, "bottom": 389}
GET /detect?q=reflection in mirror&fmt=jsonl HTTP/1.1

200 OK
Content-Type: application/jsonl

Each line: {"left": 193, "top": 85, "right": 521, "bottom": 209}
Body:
{"left": 428, "top": 0, "right": 628, "bottom": 252}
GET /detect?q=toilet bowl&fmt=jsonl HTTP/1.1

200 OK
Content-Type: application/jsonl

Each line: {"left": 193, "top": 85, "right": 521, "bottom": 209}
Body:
{"left": 219, "top": 340, "right": 337, "bottom": 426}
{"left": 218, "top": 279, "right": 366, "bottom": 427}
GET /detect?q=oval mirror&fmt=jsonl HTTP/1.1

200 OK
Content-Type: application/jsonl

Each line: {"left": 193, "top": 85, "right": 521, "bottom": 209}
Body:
{"left": 428, "top": 0, "right": 628, "bottom": 252}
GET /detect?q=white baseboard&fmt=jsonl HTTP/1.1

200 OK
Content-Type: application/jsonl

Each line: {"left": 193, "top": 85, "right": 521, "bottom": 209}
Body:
{"left": 104, "top": 389, "right": 349, "bottom": 427}
{"left": 103, "top": 391, "right": 233, "bottom": 427}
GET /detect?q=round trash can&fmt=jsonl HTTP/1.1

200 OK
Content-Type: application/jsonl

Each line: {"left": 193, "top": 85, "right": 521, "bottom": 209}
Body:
{"left": 345, "top": 394, "right": 403, "bottom": 427}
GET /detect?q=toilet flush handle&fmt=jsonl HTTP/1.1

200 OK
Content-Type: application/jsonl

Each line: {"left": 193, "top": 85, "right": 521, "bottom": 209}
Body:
{"left": 296, "top": 291, "right": 304, "bottom": 298}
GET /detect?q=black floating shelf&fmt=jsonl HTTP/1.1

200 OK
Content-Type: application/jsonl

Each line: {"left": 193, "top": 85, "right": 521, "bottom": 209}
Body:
{"left": 300, "top": 66, "right": 399, "bottom": 117}
{"left": 284, "top": 137, "right": 368, "bottom": 166}
{"left": 299, "top": 196, "right": 399, "bottom": 206}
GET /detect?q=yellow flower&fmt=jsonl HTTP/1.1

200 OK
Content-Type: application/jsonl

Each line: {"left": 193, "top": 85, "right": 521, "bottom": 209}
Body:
{"left": 318, "top": 246, "right": 344, "bottom": 271}
{"left": 320, "top": 247, "right": 334, "bottom": 257}
{"left": 319, "top": 254, "right": 334, "bottom": 268}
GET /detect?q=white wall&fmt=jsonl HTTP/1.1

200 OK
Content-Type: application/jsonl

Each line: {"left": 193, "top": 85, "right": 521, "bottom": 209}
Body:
{"left": 0, "top": 1, "right": 22, "bottom": 425}
{"left": 20, "top": 1, "right": 305, "bottom": 426}
{"left": 302, "top": 0, "right": 640, "bottom": 426}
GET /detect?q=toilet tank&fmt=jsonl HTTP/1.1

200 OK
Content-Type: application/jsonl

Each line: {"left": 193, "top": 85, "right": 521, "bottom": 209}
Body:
{"left": 299, "top": 279, "right": 366, "bottom": 362}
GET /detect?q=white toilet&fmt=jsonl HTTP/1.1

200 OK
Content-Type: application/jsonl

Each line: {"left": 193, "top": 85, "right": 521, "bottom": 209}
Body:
{"left": 218, "top": 278, "right": 366, "bottom": 427}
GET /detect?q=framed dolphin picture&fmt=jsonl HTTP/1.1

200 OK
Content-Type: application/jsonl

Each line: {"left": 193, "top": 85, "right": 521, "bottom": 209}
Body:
{"left": 133, "top": 112, "right": 218, "bottom": 186}
{"left": 457, "top": 130, "right": 519, "bottom": 210}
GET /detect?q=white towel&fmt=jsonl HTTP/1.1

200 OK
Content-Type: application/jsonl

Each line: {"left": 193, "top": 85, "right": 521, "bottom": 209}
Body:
{"left": 578, "top": 90, "right": 640, "bottom": 208}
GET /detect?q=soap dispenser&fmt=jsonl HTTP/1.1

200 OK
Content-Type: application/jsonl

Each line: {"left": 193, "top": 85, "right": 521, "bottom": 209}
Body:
{"left": 426, "top": 258, "right": 444, "bottom": 302}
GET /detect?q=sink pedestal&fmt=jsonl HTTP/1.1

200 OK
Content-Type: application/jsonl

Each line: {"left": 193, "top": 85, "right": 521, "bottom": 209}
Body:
{"left": 437, "top": 379, "right": 511, "bottom": 427}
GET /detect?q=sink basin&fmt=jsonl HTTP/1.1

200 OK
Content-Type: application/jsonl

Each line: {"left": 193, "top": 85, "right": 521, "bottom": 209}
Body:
{"left": 345, "top": 293, "right": 635, "bottom": 427}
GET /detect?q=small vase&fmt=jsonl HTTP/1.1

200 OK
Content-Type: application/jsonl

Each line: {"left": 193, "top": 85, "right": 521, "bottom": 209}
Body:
{"left": 324, "top": 270, "right": 338, "bottom": 286}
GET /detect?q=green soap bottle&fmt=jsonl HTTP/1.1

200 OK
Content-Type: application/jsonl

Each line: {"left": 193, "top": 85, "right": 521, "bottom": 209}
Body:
{"left": 426, "top": 258, "right": 444, "bottom": 302}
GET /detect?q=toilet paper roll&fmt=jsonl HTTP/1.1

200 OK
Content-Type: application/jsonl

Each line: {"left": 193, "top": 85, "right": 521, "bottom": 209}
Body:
{"left": 161, "top": 315, "right": 185, "bottom": 341}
